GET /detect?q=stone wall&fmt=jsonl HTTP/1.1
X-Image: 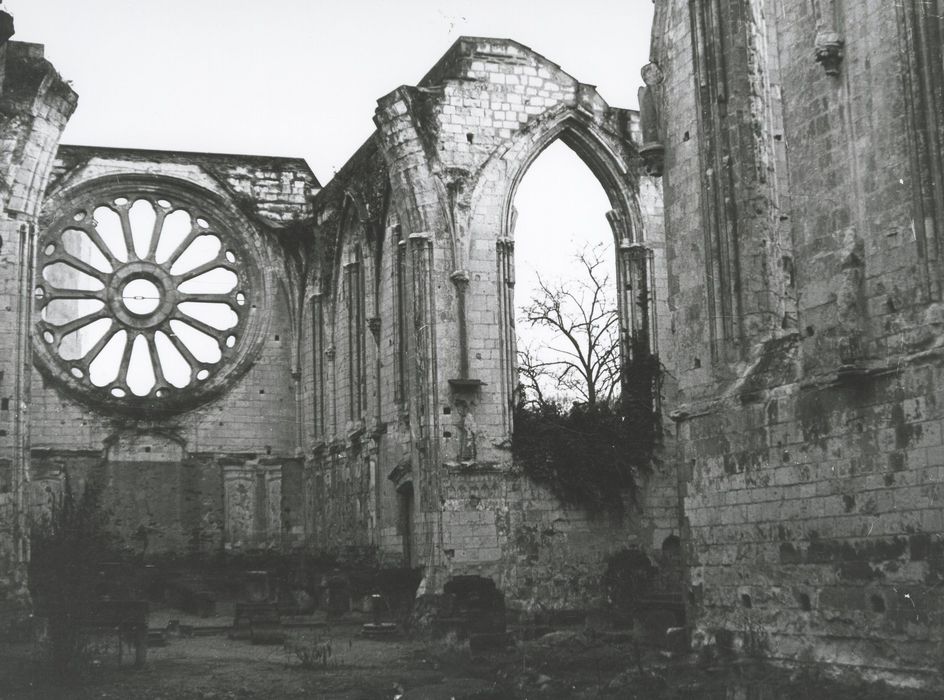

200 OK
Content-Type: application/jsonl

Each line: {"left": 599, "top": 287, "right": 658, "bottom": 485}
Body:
{"left": 650, "top": 0, "right": 944, "bottom": 684}
{"left": 11, "top": 31, "right": 677, "bottom": 622}
{"left": 0, "top": 16, "right": 77, "bottom": 633}
{"left": 302, "top": 37, "right": 678, "bottom": 612}
{"left": 8, "top": 2, "right": 944, "bottom": 680}
{"left": 28, "top": 146, "right": 318, "bottom": 557}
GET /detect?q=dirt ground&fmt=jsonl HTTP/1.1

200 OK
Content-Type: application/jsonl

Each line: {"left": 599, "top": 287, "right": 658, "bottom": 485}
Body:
{"left": 0, "top": 609, "right": 939, "bottom": 700}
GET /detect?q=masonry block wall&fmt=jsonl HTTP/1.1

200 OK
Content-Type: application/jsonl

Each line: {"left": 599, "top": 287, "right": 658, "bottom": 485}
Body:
{"left": 28, "top": 146, "right": 318, "bottom": 556}
{"left": 0, "top": 16, "right": 77, "bottom": 633}
{"left": 651, "top": 0, "right": 944, "bottom": 684}
{"left": 299, "top": 136, "right": 402, "bottom": 561}
{"left": 302, "top": 37, "right": 678, "bottom": 611}
{"left": 11, "top": 32, "right": 677, "bottom": 621}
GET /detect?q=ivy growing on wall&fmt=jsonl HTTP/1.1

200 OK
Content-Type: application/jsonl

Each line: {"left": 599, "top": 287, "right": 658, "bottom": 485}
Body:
{"left": 512, "top": 342, "right": 662, "bottom": 516}
{"left": 512, "top": 241, "right": 663, "bottom": 515}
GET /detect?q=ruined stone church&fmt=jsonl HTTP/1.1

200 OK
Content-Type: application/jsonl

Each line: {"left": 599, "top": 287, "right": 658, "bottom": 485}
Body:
{"left": 2, "top": 0, "right": 943, "bottom": 688}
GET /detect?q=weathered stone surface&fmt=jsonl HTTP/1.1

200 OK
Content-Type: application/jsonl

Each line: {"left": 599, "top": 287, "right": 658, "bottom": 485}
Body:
{"left": 1, "top": 4, "right": 941, "bottom": 687}
{"left": 300, "top": 37, "right": 674, "bottom": 612}
{"left": 1, "top": 35, "right": 674, "bottom": 632}
{"left": 0, "top": 17, "right": 77, "bottom": 634}
{"left": 652, "top": 0, "right": 944, "bottom": 685}
{"left": 28, "top": 147, "right": 318, "bottom": 555}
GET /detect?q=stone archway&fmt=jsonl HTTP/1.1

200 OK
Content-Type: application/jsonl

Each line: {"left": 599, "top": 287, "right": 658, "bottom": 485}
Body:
{"left": 464, "top": 110, "right": 654, "bottom": 436}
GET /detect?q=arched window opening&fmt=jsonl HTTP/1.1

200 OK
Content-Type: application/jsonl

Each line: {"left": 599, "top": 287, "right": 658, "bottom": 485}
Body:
{"left": 507, "top": 136, "right": 660, "bottom": 515}
{"left": 310, "top": 290, "right": 325, "bottom": 440}
{"left": 512, "top": 139, "right": 618, "bottom": 409}
{"left": 363, "top": 223, "right": 384, "bottom": 427}
{"left": 345, "top": 242, "right": 367, "bottom": 422}
{"left": 391, "top": 224, "right": 409, "bottom": 406}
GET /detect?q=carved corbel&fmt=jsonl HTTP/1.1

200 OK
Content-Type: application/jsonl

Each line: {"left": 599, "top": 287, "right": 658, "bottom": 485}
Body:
{"left": 367, "top": 316, "right": 381, "bottom": 341}
{"left": 638, "top": 142, "right": 665, "bottom": 178}
{"left": 639, "top": 62, "right": 666, "bottom": 177}
{"left": 814, "top": 30, "right": 844, "bottom": 76}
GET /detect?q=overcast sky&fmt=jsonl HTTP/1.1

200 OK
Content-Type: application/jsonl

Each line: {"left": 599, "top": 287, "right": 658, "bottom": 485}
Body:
{"left": 10, "top": 0, "right": 653, "bottom": 185}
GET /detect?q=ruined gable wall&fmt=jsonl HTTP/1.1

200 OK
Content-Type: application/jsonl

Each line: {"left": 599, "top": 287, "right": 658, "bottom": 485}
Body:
{"left": 0, "top": 30, "right": 77, "bottom": 633}
{"left": 29, "top": 148, "right": 317, "bottom": 555}
{"left": 306, "top": 37, "right": 678, "bottom": 611}
{"left": 654, "top": 0, "right": 944, "bottom": 682}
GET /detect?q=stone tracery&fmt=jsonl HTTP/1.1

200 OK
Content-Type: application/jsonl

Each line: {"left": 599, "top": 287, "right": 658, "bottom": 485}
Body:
{"left": 34, "top": 180, "right": 257, "bottom": 409}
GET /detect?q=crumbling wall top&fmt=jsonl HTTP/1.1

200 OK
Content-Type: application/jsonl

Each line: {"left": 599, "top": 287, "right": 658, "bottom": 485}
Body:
{"left": 50, "top": 144, "right": 319, "bottom": 225}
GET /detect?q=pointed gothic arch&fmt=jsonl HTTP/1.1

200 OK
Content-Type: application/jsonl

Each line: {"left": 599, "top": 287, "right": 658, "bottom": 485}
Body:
{"left": 500, "top": 114, "right": 645, "bottom": 250}
{"left": 461, "top": 108, "right": 656, "bottom": 434}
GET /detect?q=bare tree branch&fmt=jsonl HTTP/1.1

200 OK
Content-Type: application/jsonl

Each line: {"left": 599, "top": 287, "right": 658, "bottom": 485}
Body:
{"left": 516, "top": 243, "right": 620, "bottom": 407}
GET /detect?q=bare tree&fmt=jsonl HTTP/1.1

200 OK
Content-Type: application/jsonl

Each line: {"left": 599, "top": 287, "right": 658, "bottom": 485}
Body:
{"left": 516, "top": 244, "right": 621, "bottom": 407}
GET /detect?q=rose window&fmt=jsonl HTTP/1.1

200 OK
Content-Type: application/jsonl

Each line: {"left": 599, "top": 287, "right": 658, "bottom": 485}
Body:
{"left": 34, "top": 180, "right": 263, "bottom": 412}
